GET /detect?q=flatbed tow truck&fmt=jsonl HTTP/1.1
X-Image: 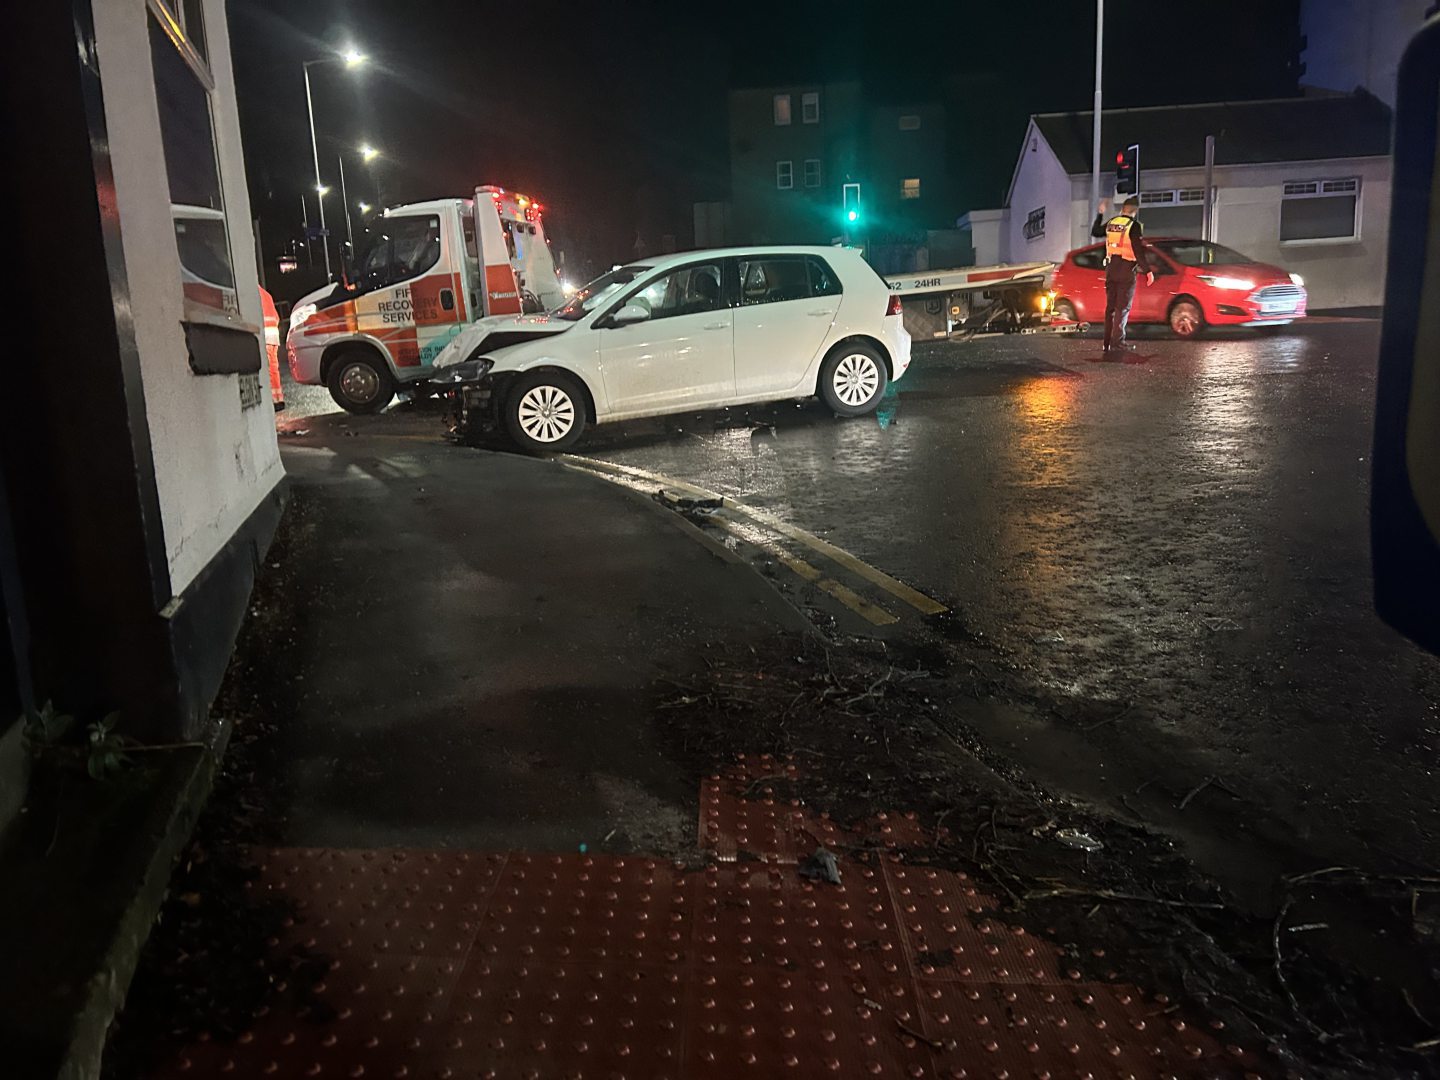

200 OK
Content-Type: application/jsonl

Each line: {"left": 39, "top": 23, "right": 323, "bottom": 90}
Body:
{"left": 883, "top": 260, "right": 1087, "bottom": 340}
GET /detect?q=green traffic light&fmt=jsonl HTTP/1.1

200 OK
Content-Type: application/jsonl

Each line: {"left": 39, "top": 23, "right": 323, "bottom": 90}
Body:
{"left": 847, "top": 210, "right": 858, "bottom": 222}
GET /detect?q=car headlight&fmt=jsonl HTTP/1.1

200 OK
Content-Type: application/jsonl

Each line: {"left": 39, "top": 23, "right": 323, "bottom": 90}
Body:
{"left": 1197, "top": 275, "right": 1255, "bottom": 291}
{"left": 1289, "top": 273, "right": 1305, "bottom": 287}
{"left": 431, "top": 357, "right": 495, "bottom": 386}
{"left": 289, "top": 302, "right": 317, "bottom": 330}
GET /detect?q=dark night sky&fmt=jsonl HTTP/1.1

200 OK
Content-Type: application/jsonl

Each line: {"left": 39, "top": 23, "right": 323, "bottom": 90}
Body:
{"left": 231, "top": 0, "right": 1301, "bottom": 284}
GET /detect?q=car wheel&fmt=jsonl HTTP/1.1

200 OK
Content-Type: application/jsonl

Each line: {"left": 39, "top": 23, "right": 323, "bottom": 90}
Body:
{"left": 819, "top": 343, "right": 889, "bottom": 417}
{"left": 327, "top": 349, "right": 395, "bottom": 413}
{"left": 504, "top": 371, "right": 587, "bottom": 453}
{"left": 1054, "top": 298, "right": 1078, "bottom": 322}
{"left": 1169, "top": 299, "right": 1205, "bottom": 338}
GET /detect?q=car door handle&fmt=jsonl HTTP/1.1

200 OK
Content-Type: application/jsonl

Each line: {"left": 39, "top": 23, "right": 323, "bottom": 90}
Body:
{"left": 703, "top": 322, "right": 729, "bottom": 331}
{"left": 807, "top": 309, "right": 833, "bottom": 317}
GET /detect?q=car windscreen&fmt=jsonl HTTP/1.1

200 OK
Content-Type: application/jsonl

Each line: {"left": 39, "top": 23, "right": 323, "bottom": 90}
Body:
{"left": 551, "top": 265, "right": 650, "bottom": 321}
{"left": 1152, "top": 240, "right": 1255, "bottom": 267}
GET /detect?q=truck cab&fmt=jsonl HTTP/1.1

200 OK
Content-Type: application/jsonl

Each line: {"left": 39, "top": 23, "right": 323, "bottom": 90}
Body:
{"left": 286, "top": 187, "right": 561, "bottom": 413}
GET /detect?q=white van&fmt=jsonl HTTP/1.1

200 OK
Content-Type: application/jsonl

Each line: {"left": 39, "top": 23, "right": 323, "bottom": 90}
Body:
{"left": 286, "top": 187, "right": 562, "bottom": 412}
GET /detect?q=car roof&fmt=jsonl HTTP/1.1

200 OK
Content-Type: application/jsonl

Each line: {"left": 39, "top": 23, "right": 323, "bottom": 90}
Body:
{"left": 623, "top": 245, "right": 863, "bottom": 271}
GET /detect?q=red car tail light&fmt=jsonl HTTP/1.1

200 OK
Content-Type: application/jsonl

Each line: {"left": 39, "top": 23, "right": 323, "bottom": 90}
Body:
{"left": 886, "top": 294, "right": 903, "bottom": 317}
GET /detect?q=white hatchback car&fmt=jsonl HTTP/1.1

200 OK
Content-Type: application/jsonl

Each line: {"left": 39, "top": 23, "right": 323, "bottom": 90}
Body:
{"left": 430, "top": 246, "right": 911, "bottom": 451}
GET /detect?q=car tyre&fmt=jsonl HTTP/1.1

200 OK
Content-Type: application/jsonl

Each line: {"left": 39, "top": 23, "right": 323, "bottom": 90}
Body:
{"left": 327, "top": 349, "right": 395, "bottom": 413}
{"left": 1054, "top": 298, "right": 1078, "bottom": 322}
{"left": 818, "top": 343, "right": 889, "bottom": 417}
{"left": 504, "top": 370, "right": 587, "bottom": 453}
{"left": 1169, "top": 299, "right": 1205, "bottom": 338}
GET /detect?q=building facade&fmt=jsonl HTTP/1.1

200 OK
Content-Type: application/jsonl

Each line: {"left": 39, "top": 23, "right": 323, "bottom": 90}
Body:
{"left": 726, "top": 83, "right": 948, "bottom": 263}
{"left": 976, "top": 94, "right": 1392, "bottom": 309}
{"left": 4, "top": 0, "right": 285, "bottom": 765}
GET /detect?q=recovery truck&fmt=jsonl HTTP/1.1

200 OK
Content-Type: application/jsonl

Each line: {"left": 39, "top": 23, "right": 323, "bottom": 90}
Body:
{"left": 286, "top": 186, "right": 564, "bottom": 413}
{"left": 883, "top": 260, "right": 1085, "bottom": 341}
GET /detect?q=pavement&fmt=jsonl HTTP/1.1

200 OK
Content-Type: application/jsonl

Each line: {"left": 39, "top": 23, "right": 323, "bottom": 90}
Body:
{"left": 99, "top": 317, "right": 1440, "bottom": 1078}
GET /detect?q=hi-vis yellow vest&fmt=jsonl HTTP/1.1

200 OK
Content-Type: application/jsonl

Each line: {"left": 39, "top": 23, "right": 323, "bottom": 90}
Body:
{"left": 1105, "top": 215, "right": 1137, "bottom": 262}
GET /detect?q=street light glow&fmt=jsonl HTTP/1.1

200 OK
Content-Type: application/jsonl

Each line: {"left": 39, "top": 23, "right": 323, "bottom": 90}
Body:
{"left": 357, "top": 202, "right": 371, "bottom": 214}
{"left": 316, "top": 184, "right": 331, "bottom": 196}
{"left": 359, "top": 144, "right": 379, "bottom": 162}
{"left": 342, "top": 48, "right": 366, "bottom": 67}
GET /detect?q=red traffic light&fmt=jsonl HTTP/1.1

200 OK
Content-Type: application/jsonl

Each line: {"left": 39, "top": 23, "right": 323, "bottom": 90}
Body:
{"left": 1116, "top": 151, "right": 1125, "bottom": 163}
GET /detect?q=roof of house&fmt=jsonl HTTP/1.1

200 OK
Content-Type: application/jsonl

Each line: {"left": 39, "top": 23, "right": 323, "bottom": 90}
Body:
{"left": 1033, "top": 92, "right": 1392, "bottom": 175}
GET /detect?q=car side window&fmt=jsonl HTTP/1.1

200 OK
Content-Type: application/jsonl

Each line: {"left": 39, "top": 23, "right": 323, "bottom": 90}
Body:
{"left": 622, "top": 262, "right": 725, "bottom": 322}
{"left": 1072, "top": 248, "right": 1104, "bottom": 271}
{"left": 808, "top": 257, "right": 842, "bottom": 297}
{"left": 739, "top": 255, "right": 812, "bottom": 305}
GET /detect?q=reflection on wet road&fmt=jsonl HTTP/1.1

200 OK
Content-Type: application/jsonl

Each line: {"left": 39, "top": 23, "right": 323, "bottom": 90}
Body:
{"left": 581, "top": 322, "right": 1440, "bottom": 879}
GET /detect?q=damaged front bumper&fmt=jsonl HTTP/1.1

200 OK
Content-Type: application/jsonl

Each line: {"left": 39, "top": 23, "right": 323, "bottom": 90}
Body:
{"left": 432, "top": 358, "right": 499, "bottom": 440}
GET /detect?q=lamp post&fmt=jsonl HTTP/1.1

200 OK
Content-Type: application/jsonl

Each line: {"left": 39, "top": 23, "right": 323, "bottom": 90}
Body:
{"left": 1090, "top": 0, "right": 1104, "bottom": 218}
{"left": 302, "top": 47, "right": 366, "bottom": 279}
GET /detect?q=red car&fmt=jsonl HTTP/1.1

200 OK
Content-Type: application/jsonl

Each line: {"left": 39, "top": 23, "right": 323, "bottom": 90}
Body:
{"left": 1050, "top": 237, "right": 1307, "bottom": 338}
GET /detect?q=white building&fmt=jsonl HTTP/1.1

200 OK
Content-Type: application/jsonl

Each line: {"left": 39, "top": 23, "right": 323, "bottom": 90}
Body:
{"left": 973, "top": 93, "right": 1392, "bottom": 310}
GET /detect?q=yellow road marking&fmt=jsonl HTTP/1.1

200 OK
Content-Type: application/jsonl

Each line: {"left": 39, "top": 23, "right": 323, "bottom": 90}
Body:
{"left": 565, "top": 454, "right": 947, "bottom": 616}
{"left": 729, "top": 525, "right": 899, "bottom": 627}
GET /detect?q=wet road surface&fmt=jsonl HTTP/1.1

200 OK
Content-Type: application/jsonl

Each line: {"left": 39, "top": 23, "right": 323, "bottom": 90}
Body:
{"left": 277, "top": 320, "right": 1440, "bottom": 902}
{"left": 570, "top": 320, "right": 1440, "bottom": 897}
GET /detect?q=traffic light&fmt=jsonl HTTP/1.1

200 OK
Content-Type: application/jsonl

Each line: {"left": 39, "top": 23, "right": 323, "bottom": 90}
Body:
{"left": 1115, "top": 144, "right": 1140, "bottom": 195}
{"left": 842, "top": 182, "right": 862, "bottom": 225}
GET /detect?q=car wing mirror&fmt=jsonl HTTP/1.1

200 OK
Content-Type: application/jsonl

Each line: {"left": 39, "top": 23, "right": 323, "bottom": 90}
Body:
{"left": 609, "top": 302, "right": 651, "bottom": 327}
{"left": 1373, "top": 15, "right": 1440, "bottom": 655}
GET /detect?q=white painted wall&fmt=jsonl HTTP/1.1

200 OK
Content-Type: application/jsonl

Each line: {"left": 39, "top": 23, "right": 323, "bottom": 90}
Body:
{"left": 1301, "top": 0, "right": 1431, "bottom": 106}
{"left": 956, "top": 209, "right": 1006, "bottom": 267}
{"left": 93, "top": 0, "right": 283, "bottom": 594}
{"left": 990, "top": 117, "right": 1394, "bottom": 309}
{"left": 1003, "top": 120, "right": 1074, "bottom": 266}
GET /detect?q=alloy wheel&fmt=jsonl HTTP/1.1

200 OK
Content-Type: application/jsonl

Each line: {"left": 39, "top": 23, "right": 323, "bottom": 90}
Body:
{"left": 516, "top": 384, "right": 576, "bottom": 443}
{"left": 833, "top": 354, "right": 881, "bottom": 408}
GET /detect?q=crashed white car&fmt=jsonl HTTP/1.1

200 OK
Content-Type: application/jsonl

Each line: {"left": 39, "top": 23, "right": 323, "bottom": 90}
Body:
{"left": 430, "top": 245, "right": 912, "bottom": 452}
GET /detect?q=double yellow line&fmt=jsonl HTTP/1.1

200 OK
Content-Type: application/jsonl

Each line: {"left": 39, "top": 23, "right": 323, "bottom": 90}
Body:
{"left": 562, "top": 454, "right": 946, "bottom": 628}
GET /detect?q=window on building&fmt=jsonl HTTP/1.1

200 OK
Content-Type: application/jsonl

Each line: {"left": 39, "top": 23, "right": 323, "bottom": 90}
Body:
{"left": 803, "top": 159, "right": 822, "bottom": 188}
{"left": 1281, "top": 177, "right": 1360, "bottom": 241}
{"left": 1023, "top": 206, "right": 1045, "bottom": 240}
{"left": 901, "top": 178, "right": 921, "bottom": 200}
{"left": 149, "top": 4, "right": 239, "bottom": 326}
{"left": 1137, "top": 188, "right": 1207, "bottom": 237}
{"left": 776, "top": 161, "right": 794, "bottom": 190}
{"left": 898, "top": 114, "right": 921, "bottom": 131}
{"left": 801, "top": 91, "right": 820, "bottom": 124}
{"left": 773, "top": 94, "right": 792, "bottom": 125}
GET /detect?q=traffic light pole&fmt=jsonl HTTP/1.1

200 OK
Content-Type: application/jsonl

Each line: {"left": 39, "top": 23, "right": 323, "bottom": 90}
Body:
{"left": 1090, "top": 0, "right": 1104, "bottom": 215}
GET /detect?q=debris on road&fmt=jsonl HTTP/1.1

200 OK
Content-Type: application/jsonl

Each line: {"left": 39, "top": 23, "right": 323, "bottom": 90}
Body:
{"left": 1054, "top": 827, "right": 1104, "bottom": 852}
{"left": 798, "top": 846, "right": 842, "bottom": 884}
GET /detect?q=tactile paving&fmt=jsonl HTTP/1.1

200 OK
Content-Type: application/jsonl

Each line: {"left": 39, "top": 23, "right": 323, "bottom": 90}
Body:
{"left": 142, "top": 765, "right": 1265, "bottom": 1079}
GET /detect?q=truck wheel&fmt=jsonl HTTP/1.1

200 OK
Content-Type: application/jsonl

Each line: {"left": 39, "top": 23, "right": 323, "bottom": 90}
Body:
{"left": 327, "top": 349, "right": 395, "bottom": 413}
{"left": 1169, "top": 299, "right": 1205, "bottom": 338}
{"left": 504, "top": 371, "right": 587, "bottom": 453}
{"left": 818, "top": 343, "right": 888, "bottom": 417}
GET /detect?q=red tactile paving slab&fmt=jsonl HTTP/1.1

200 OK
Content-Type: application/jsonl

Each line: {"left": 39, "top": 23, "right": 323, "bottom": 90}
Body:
{"left": 142, "top": 766, "right": 1267, "bottom": 1079}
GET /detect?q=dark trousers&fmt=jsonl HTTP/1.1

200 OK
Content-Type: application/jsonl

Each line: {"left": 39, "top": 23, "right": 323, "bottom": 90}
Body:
{"left": 1104, "top": 273, "right": 1138, "bottom": 349}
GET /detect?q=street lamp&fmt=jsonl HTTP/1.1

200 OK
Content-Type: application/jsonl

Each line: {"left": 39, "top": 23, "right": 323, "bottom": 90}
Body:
{"left": 338, "top": 143, "right": 379, "bottom": 266}
{"left": 357, "top": 202, "right": 371, "bottom": 215}
{"left": 303, "top": 45, "right": 367, "bottom": 278}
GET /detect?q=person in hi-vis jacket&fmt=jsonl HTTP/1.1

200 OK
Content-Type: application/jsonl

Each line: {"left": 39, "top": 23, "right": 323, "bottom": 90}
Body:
{"left": 1090, "top": 196, "right": 1155, "bottom": 356}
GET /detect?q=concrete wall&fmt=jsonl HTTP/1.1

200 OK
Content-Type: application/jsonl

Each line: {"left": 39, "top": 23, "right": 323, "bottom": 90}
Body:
{"left": 1301, "top": 0, "right": 1431, "bottom": 105}
{"left": 955, "top": 209, "right": 1005, "bottom": 267}
{"left": 1003, "top": 120, "right": 1074, "bottom": 266}
{"left": 93, "top": 0, "right": 283, "bottom": 594}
